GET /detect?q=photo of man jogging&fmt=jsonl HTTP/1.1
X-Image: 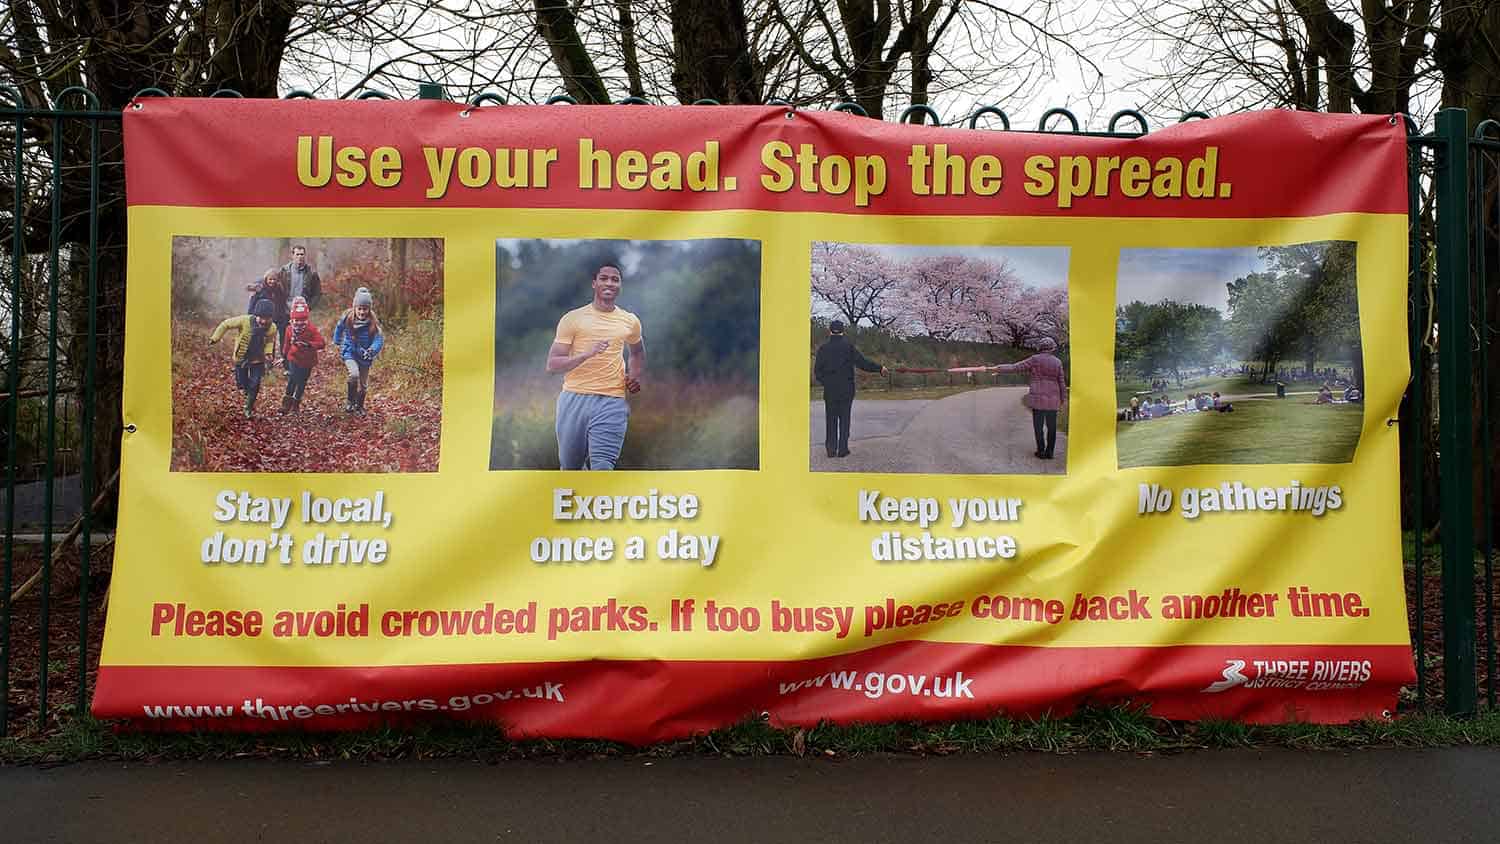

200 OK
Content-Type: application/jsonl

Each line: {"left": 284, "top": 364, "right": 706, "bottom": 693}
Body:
{"left": 545, "top": 261, "right": 646, "bottom": 470}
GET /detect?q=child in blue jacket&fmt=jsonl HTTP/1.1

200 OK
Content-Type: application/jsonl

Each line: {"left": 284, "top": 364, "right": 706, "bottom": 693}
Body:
{"left": 332, "top": 287, "right": 384, "bottom": 414}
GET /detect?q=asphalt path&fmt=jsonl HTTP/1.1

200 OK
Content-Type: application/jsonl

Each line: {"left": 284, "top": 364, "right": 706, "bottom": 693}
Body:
{"left": 0, "top": 474, "right": 81, "bottom": 527}
{"left": 3, "top": 748, "right": 1497, "bottom": 842}
{"left": 811, "top": 387, "right": 1066, "bottom": 474}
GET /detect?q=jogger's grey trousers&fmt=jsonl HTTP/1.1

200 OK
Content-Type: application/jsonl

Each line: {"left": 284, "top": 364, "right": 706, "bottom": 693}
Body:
{"left": 556, "top": 390, "right": 629, "bottom": 470}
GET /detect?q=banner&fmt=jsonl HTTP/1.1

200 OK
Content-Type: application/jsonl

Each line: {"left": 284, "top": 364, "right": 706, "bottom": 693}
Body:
{"left": 95, "top": 101, "right": 1415, "bottom": 740}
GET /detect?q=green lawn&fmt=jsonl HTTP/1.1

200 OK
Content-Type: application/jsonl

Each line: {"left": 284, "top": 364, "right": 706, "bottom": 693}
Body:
{"left": 1116, "top": 398, "right": 1363, "bottom": 467}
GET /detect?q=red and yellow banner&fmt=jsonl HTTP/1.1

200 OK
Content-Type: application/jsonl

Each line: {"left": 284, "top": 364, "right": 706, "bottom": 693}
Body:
{"left": 95, "top": 100, "right": 1414, "bottom": 741}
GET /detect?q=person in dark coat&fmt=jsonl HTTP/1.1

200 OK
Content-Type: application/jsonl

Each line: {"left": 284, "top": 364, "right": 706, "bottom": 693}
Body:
{"left": 247, "top": 269, "right": 291, "bottom": 365}
{"left": 814, "top": 320, "right": 886, "bottom": 458}
{"left": 281, "top": 244, "right": 322, "bottom": 308}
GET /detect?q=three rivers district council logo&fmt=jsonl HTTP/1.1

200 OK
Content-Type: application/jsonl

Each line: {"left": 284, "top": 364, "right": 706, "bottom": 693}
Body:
{"left": 1200, "top": 658, "right": 1373, "bottom": 693}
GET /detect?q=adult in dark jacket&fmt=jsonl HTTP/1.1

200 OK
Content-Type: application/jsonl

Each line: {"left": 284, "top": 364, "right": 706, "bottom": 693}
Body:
{"left": 813, "top": 320, "right": 886, "bottom": 458}
{"left": 281, "top": 245, "right": 322, "bottom": 308}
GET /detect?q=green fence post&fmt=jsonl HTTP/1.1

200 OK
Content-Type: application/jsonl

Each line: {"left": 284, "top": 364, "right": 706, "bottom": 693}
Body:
{"left": 2, "top": 102, "right": 24, "bottom": 737}
{"left": 78, "top": 102, "right": 100, "bottom": 717}
{"left": 1436, "top": 107, "right": 1478, "bottom": 715}
{"left": 1405, "top": 123, "right": 1427, "bottom": 708}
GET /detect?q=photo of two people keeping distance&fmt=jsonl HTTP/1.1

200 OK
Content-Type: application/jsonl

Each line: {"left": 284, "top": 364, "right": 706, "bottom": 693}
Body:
{"left": 810, "top": 243, "right": 1072, "bottom": 476}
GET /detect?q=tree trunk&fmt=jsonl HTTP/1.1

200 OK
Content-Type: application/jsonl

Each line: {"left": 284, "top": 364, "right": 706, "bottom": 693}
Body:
{"left": 1290, "top": 0, "right": 1360, "bottom": 112}
{"left": 390, "top": 239, "right": 409, "bottom": 321}
{"left": 1353, "top": 343, "right": 1365, "bottom": 393}
{"left": 219, "top": 237, "right": 237, "bottom": 307}
{"left": 616, "top": 0, "right": 646, "bottom": 99}
{"left": 669, "top": 0, "right": 761, "bottom": 103}
{"left": 910, "top": 14, "right": 933, "bottom": 114}
{"left": 908, "top": 1, "right": 954, "bottom": 119}
{"left": 1435, "top": 0, "right": 1500, "bottom": 546}
{"left": 1435, "top": 1, "right": 1500, "bottom": 124}
{"left": 839, "top": 0, "right": 896, "bottom": 120}
{"left": 533, "top": 0, "right": 610, "bottom": 103}
{"left": 205, "top": 0, "right": 296, "bottom": 96}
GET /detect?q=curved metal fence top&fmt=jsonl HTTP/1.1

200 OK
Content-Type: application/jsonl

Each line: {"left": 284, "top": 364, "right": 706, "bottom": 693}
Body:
{"left": 0, "top": 84, "right": 1220, "bottom": 139}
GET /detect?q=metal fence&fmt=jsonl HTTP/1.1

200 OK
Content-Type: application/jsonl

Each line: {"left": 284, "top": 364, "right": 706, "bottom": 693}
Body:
{"left": 0, "top": 86, "right": 1495, "bottom": 735}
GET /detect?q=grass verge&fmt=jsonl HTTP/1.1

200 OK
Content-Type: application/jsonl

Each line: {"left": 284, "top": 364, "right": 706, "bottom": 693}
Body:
{"left": 1116, "top": 399, "right": 1362, "bottom": 467}
{"left": 6, "top": 707, "right": 1500, "bottom": 765}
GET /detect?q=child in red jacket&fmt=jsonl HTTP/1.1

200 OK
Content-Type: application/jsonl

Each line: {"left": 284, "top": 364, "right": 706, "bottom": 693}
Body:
{"left": 281, "top": 297, "right": 326, "bottom": 412}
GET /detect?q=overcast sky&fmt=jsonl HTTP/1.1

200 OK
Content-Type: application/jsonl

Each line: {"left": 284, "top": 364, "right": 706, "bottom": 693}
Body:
{"left": 1116, "top": 247, "right": 1266, "bottom": 313}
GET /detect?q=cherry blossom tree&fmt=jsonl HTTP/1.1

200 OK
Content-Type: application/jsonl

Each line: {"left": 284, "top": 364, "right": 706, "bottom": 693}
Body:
{"left": 811, "top": 244, "right": 1069, "bottom": 351}
{"left": 810, "top": 242, "right": 906, "bottom": 331}
{"left": 899, "top": 254, "right": 980, "bottom": 340}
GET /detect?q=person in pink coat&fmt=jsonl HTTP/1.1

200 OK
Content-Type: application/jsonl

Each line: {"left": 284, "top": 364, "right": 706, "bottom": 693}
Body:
{"left": 989, "top": 337, "right": 1068, "bottom": 460}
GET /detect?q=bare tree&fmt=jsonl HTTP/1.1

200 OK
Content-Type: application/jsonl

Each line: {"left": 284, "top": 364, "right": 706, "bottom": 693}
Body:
{"left": 533, "top": 0, "right": 612, "bottom": 102}
{"left": 1, "top": 1, "right": 307, "bottom": 521}
{"left": 762, "top": 0, "right": 1099, "bottom": 120}
{"left": 1109, "top": 0, "right": 1500, "bottom": 540}
{"left": 505, "top": 1, "right": 1099, "bottom": 119}
{"left": 1109, "top": 0, "right": 1500, "bottom": 123}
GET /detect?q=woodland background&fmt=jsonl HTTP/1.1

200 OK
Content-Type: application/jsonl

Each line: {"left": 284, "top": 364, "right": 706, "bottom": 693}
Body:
{"left": 170, "top": 236, "right": 444, "bottom": 473}
{"left": 1115, "top": 241, "right": 1361, "bottom": 389}
{"left": 492, "top": 238, "right": 760, "bottom": 470}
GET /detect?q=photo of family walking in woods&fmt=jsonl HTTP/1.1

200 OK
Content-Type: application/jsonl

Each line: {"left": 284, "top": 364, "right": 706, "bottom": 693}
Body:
{"left": 810, "top": 242, "right": 1070, "bottom": 475}
{"left": 170, "top": 237, "right": 445, "bottom": 473}
{"left": 490, "top": 238, "right": 760, "bottom": 471}
{"left": 1114, "top": 241, "right": 1363, "bottom": 468}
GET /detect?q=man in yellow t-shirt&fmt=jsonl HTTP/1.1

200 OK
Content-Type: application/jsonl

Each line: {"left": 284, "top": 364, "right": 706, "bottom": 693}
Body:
{"left": 545, "top": 261, "right": 646, "bottom": 470}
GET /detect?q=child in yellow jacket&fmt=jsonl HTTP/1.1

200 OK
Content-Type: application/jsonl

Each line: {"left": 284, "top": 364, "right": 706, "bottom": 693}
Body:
{"left": 210, "top": 300, "right": 278, "bottom": 419}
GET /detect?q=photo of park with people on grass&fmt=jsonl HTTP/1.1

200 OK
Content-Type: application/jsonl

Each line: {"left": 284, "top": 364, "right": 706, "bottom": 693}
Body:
{"left": 490, "top": 238, "right": 760, "bottom": 471}
{"left": 810, "top": 242, "right": 1070, "bottom": 475}
{"left": 169, "top": 236, "right": 444, "bottom": 473}
{"left": 1114, "top": 241, "right": 1363, "bottom": 468}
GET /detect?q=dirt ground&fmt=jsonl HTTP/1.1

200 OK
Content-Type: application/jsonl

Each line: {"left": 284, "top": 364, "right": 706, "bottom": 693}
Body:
{"left": 3, "top": 543, "right": 111, "bottom": 735}
{"left": 1405, "top": 563, "right": 1500, "bottom": 708}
